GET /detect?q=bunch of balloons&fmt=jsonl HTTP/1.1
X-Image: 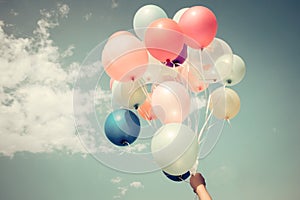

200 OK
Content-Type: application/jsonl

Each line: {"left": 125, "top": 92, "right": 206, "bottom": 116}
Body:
{"left": 101, "top": 4, "right": 246, "bottom": 181}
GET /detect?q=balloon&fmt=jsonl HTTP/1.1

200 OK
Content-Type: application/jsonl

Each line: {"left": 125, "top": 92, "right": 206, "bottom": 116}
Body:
{"left": 178, "top": 63, "right": 208, "bottom": 93}
{"left": 151, "top": 123, "right": 199, "bottom": 175}
{"left": 133, "top": 4, "right": 168, "bottom": 40}
{"left": 112, "top": 80, "right": 147, "bottom": 109}
{"left": 172, "top": 8, "right": 189, "bottom": 23}
{"left": 163, "top": 170, "right": 190, "bottom": 182}
{"left": 165, "top": 44, "right": 187, "bottom": 67}
{"left": 224, "top": 54, "right": 246, "bottom": 86}
{"left": 109, "top": 78, "right": 115, "bottom": 89}
{"left": 179, "top": 6, "right": 217, "bottom": 49}
{"left": 138, "top": 93, "right": 157, "bottom": 120}
{"left": 209, "top": 87, "right": 240, "bottom": 120}
{"left": 102, "top": 34, "right": 148, "bottom": 82}
{"left": 108, "top": 31, "right": 133, "bottom": 40}
{"left": 151, "top": 81, "right": 190, "bottom": 124}
{"left": 186, "top": 38, "right": 233, "bottom": 83}
{"left": 104, "top": 109, "right": 141, "bottom": 146}
{"left": 145, "top": 18, "right": 184, "bottom": 62}
{"left": 142, "top": 53, "right": 164, "bottom": 83}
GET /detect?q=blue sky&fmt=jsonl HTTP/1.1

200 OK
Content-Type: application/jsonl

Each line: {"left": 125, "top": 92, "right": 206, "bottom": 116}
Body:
{"left": 0, "top": 0, "right": 300, "bottom": 200}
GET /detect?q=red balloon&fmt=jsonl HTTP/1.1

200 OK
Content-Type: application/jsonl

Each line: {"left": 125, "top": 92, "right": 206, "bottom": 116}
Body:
{"left": 179, "top": 6, "right": 217, "bottom": 49}
{"left": 145, "top": 18, "right": 184, "bottom": 62}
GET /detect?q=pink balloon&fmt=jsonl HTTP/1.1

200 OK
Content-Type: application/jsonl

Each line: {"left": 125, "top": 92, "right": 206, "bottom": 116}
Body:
{"left": 145, "top": 18, "right": 184, "bottom": 62}
{"left": 102, "top": 34, "right": 149, "bottom": 82}
{"left": 179, "top": 6, "right": 217, "bottom": 49}
{"left": 151, "top": 81, "right": 190, "bottom": 124}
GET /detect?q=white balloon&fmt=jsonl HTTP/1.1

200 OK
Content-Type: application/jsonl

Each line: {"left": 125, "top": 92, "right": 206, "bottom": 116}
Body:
{"left": 151, "top": 81, "right": 190, "bottom": 124}
{"left": 133, "top": 4, "right": 168, "bottom": 40}
{"left": 202, "top": 38, "right": 233, "bottom": 82}
{"left": 224, "top": 54, "right": 246, "bottom": 86}
{"left": 151, "top": 123, "right": 199, "bottom": 175}
{"left": 142, "top": 54, "right": 164, "bottom": 83}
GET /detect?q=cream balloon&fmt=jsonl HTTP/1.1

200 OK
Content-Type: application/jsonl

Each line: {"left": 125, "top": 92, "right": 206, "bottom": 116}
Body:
{"left": 172, "top": 8, "right": 189, "bottom": 23}
{"left": 224, "top": 54, "right": 246, "bottom": 86}
{"left": 112, "top": 80, "right": 147, "bottom": 109}
{"left": 151, "top": 81, "right": 190, "bottom": 123}
{"left": 209, "top": 87, "right": 240, "bottom": 120}
{"left": 151, "top": 123, "right": 199, "bottom": 175}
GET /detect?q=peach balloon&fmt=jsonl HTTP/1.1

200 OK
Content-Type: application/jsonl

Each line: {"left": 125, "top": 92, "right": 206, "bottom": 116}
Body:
{"left": 178, "top": 63, "right": 208, "bottom": 93}
{"left": 179, "top": 6, "right": 217, "bottom": 49}
{"left": 151, "top": 81, "right": 190, "bottom": 124}
{"left": 102, "top": 34, "right": 149, "bottom": 82}
{"left": 138, "top": 93, "right": 157, "bottom": 120}
{"left": 145, "top": 18, "right": 184, "bottom": 62}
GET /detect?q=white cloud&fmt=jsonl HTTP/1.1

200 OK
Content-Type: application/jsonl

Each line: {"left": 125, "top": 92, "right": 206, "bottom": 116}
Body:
{"left": 130, "top": 181, "right": 144, "bottom": 189}
{"left": 111, "top": 177, "right": 122, "bottom": 184}
{"left": 0, "top": 4, "right": 86, "bottom": 156}
{"left": 111, "top": 178, "right": 144, "bottom": 199}
{"left": 118, "top": 187, "right": 128, "bottom": 195}
{"left": 10, "top": 9, "right": 19, "bottom": 16}
{"left": 111, "top": 0, "right": 119, "bottom": 9}
{"left": 83, "top": 13, "right": 92, "bottom": 21}
{"left": 57, "top": 3, "right": 70, "bottom": 18}
{"left": 121, "top": 143, "right": 147, "bottom": 154}
{"left": 61, "top": 45, "right": 75, "bottom": 58}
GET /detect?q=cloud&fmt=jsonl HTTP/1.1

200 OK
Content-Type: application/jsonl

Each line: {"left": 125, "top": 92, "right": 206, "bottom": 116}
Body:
{"left": 0, "top": 4, "right": 86, "bottom": 156}
{"left": 111, "top": 0, "right": 119, "bottom": 9}
{"left": 130, "top": 181, "right": 144, "bottom": 189}
{"left": 57, "top": 3, "right": 70, "bottom": 18}
{"left": 111, "top": 177, "right": 122, "bottom": 184}
{"left": 111, "top": 177, "right": 144, "bottom": 198}
{"left": 83, "top": 13, "right": 92, "bottom": 21}
{"left": 9, "top": 9, "right": 19, "bottom": 16}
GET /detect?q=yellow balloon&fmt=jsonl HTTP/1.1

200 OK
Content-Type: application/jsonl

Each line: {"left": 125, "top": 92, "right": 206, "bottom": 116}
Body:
{"left": 209, "top": 87, "right": 240, "bottom": 120}
{"left": 112, "top": 80, "right": 147, "bottom": 109}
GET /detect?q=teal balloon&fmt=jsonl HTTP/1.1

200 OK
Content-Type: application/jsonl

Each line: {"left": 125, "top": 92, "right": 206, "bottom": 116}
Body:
{"left": 133, "top": 4, "right": 168, "bottom": 39}
{"left": 104, "top": 109, "right": 141, "bottom": 146}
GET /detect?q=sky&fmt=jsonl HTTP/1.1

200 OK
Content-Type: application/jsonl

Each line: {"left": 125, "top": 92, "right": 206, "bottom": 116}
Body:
{"left": 0, "top": 0, "right": 300, "bottom": 200}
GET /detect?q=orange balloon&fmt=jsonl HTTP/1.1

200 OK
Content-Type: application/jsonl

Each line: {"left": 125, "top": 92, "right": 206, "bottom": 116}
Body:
{"left": 138, "top": 93, "right": 157, "bottom": 120}
{"left": 145, "top": 18, "right": 184, "bottom": 62}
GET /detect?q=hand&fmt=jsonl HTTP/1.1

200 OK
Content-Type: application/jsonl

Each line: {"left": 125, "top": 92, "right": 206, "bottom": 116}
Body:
{"left": 190, "top": 173, "right": 206, "bottom": 193}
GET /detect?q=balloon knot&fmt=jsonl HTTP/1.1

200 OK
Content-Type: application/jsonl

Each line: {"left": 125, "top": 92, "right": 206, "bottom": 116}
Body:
{"left": 133, "top": 104, "right": 139, "bottom": 110}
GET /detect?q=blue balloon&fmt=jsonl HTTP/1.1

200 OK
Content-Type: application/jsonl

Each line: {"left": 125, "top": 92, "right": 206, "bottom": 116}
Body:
{"left": 104, "top": 109, "right": 141, "bottom": 146}
{"left": 163, "top": 171, "right": 190, "bottom": 182}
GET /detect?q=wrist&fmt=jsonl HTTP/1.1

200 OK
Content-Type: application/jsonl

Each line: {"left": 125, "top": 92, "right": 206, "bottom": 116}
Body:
{"left": 195, "top": 184, "right": 206, "bottom": 194}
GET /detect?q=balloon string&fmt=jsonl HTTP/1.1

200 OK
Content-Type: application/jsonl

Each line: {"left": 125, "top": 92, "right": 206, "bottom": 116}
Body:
{"left": 226, "top": 119, "right": 232, "bottom": 127}
{"left": 135, "top": 79, "right": 159, "bottom": 130}
{"left": 198, "top": 108, "right": 213, "bottom": 144}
